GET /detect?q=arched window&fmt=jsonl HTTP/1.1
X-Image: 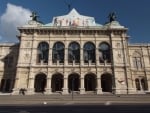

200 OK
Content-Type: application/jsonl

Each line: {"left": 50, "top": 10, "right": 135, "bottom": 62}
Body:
{"left": 37, "top": 42, "right": 49, "bottom": 64}
{"left": 84, "top": 42, "right": 95, "bottom": 63}
{"left": 135, "top": 78, "right": 140, "bottom": 90}
{"left": 141, "top": 78, "right": 148, "bottom": 90}
{"left": 52, "top": 42, "right": 65, "bottom": 63}
{"left": 135, "top": 77, "right": 148, "bottom": 91}
{"left": 99, "top": 42, "right": 111, "bottom": 63}
{"left": 132, "top": 52, "right": 142, "bottom": 69}
{"left": 68, "top": 42, "right": 80, "bottom": 63}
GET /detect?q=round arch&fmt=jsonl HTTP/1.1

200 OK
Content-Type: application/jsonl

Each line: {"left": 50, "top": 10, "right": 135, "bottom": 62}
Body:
{"left": 52, "top": 41, "right": 65, "bottom": 63}
{"left": 51, "top": 73, "right": 63, "bottom": 92}
{"left": 68, "top": 41, "right": 80, "bottom": 63}
{"left": 34, "top": 73, "right": 47, "bottom": 93}
{"left": 37, "top": 41, "right": 49, "bottom": 64}
{"left": 141, "top": 77, "right": 148, "bottom": 90}
{"left": 101, "top": 73, "right": 112, "bottom": 92}
{"left": 83, "top": 42, "right": 96, "bottom": 63}
{"left": 68, "top": 73, "right": 80, "bottom": 92}
{"left": 84, "top": 73, "right": 96, "bottom": 91}
{"left": 99, "top": 42, "right": 111, "bottom": 63}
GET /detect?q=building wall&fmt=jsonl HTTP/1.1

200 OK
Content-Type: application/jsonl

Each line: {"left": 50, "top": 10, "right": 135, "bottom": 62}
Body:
{"left": 0, "top": 43, "right": 19, "bottom": 93}
{"left": 11, "top": 28, "right": 135, "bottom": 95}
{"left": 0, "top": 29, "right": 150, "bottom": 95}
{"left": 128, "top": 44, "right": 150, "bottom": 93}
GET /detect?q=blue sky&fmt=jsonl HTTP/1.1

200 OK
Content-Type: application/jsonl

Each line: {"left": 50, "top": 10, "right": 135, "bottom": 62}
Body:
{"left": 0, "top": 0, "right": 150, "bottom": 43}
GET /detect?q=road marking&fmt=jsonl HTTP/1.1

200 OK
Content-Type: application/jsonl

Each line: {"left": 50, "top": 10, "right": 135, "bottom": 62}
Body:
{"left": 64, "top": 102, "right": 74, "bottom": 105}
{"left": 104, "top": 101, "right": 112, "bottom": 106}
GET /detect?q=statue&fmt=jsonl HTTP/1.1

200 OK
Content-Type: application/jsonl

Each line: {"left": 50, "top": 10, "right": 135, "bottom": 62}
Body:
{"left": 108, "top": 12, "right": 117, "bottom": 22}
{"left": 30, "top": 12, "right": 39, "bottom": 21}
{"left": 64, "top": 0, "right": 73, "bottom": 12}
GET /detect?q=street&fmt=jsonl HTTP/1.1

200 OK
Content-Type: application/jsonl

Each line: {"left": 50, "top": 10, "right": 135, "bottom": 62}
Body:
{"left": 0, "top": 104, "right": 150, "bottom": 113}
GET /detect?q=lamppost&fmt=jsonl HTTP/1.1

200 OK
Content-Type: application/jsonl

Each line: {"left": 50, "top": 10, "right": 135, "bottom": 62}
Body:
{"left": 71, "top": 78, "right": 75, "bottom": 100}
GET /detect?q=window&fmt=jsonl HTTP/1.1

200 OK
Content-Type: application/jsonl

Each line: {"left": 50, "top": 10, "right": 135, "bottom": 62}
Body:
{"left": 135, "top": 77, "right": 148, "bottom": 91}
{"left": 52, "top": 42, "right": 64, "bottom": 63}
{"left": 99, "top": 42, "right": 111, "bottom": 63}
{"left": 5, "top": 56, "right": 13, "bottom": 68}
{"left": 135, "top": 78, "right": 140, "bottom": 90}
{"left": 132, "top": 52, "right": 142, "bottom": 69}
{"left": 84, "top": 42, "right": 95, "bottom": 63}
{"left": 133, "top": 57, "right": 142, "bottom": 69}
{"left": 37, "top": 42, "right": 49, "bottom": 64}
{"left": 68, "top": 42, "right": 80, "bottom": 63}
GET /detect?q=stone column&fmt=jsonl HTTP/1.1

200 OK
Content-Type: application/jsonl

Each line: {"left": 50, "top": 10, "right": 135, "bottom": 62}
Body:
{"left": 96, "top": 46, "right": 100, "bottom": 66}
{"left": 49, "top": 41, "right": 53, "bottom": 66}
{"left": 62, "top": 76, "right": 69, "bottom": 94}
{"left": 64, "top": 48, "right": 68, "bottom": 66}
{"left": 146, "top": 76, "right": 150, "bottom": 91}
{"left": 96, "top": 77, "right": 102, "bottom": 94}
{"left": 80, "top": 77, "right": 85, "bottom": 94}
{"left": 12, "top": 70, "right": 20, "bottom": 95}
{"left": 45, "top": 77, "right": 52, "bottom": 94}
{"left": 27, "top": 77, "right": 35, "bottom": 95}
{"left": 80, "top": 43, "right": 84, "bottom": 66}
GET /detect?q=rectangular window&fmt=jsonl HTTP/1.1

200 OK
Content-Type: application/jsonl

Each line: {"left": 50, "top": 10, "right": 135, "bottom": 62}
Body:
{"left": 133, "top": 57, "right": 142, "bottom": 69}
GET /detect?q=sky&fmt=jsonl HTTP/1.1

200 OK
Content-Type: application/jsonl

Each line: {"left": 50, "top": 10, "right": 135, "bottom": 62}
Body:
{"left": 0, "top": 0, "right": 150, "bottom": 43}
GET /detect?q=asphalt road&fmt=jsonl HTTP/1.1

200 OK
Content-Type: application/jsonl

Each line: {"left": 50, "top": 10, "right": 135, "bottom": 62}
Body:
{"left": 0, "top": 104, "right": 150, "bottom": 113}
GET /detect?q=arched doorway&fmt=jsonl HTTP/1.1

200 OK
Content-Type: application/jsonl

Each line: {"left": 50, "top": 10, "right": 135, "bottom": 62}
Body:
{"left": 0, "top": 79, "right": 12, "bottom": 92}
{"left": 84, "top": 74, "right": 96, "bottom": 91}
{"left": 141, "top": 78, "right": 148, "bottom": 90}
{"left": 51, "top": 74, "right": 63, "bottom": 92}
{"left": 34, "top": 74, "right": 47, "bottom": 93}
{"left": 68, "top": 74, "right": 80, "bottom": 92}
{"left": 101, "top": 74, "right": 112, "bottom": 92}
{"left": 135, "top": 78, "right": 140, "bottom": 90}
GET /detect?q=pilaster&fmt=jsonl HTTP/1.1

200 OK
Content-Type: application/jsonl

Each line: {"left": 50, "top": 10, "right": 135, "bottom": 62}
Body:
{"left": 45, "top": 77, "right": 52, "bottom": 94}
{"left": 62, "top": 76, "right": 69, "bottom": 94}
{"left": 79, "top": 77, "right": 85, "bottom": 94}
{"left": 96, "top": 77, "right": 102, "bottom": 94}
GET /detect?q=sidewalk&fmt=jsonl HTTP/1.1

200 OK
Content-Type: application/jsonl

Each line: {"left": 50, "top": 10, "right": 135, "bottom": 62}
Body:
{"left": 0, "top": 94, "right": 150, "bottom": 105}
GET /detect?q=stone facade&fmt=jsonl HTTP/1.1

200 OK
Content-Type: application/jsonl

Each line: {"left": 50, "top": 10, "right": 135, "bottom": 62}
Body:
{"left": 0, "top": 9, "right": 150, "bottom": 95}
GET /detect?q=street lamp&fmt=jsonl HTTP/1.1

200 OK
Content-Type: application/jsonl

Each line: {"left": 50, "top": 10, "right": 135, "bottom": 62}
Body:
{"left": 71, "top": 78, "right": 75, "bottom": 100}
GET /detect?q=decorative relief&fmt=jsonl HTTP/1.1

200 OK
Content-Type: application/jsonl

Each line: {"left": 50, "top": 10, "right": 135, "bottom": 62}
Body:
{"left": 25, "top": 41, "right": 31, "bottom": 48}
{"left": 116, "top": 42, "right": 121, "bottom": 48}
{"left": 54, "top": 68, "right": 59, "bottom": 73}
{"left": 36, "top": 68, "right": 47, "bottom": 74}
{"left": 115, "top": 50, "right": 123, "bottom": 63}
{"left": 118, "top": 78, "right": 125, "bottom": 85}
{"left": 23, "top": 50, "right": 30, "bottom": 61}
{"left": 103, "top": 67, "right": 107, "bottom": 72}
{"left": 87, "top": 67, "right": 91, "bottom": 72}
{"left": 71, "top": 68, "right": 75, "bottom": 72}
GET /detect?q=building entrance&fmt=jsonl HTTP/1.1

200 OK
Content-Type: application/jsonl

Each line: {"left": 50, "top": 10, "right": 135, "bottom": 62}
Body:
{"left": 84, "top": 74, "right": 96, "bottom": 91}
{"left": 68, "top": 74, "right": 80, "bottom": 92}
{"left": 0, "top": 79, "right": 12, "bottom": 92}
{"left": 101, "top": 74, "right": 112, "bottom": 92}
{"left": 51, "top": 74, "right": 63, "bottom": 92}
{"left": 34, "top": 74, "right": 47, "bottom": 92}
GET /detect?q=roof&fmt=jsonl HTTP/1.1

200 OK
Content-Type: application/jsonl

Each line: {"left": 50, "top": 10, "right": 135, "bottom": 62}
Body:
{"left": 23, "top": 8, "right": 125, "bottom": 29}
{"left": 44, "top": 8, "right": 102, "bottom": 27}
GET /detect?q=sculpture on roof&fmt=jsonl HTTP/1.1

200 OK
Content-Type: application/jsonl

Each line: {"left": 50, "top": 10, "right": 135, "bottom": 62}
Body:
{"left": 30, "top": 12, "right": 39, "bottom": 21}
{"left": 64, "top": 0, "right": 73, "bottom": 12}
{"left": 108, "top": 12, "right": 117, "bottom": 22}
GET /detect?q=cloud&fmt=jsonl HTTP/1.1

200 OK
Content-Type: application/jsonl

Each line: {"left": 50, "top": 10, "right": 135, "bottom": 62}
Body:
{"left": 0, "top": 3, "right": 31, "bottom": 42}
